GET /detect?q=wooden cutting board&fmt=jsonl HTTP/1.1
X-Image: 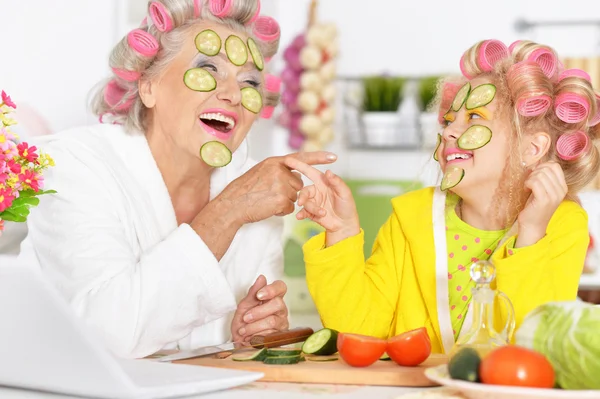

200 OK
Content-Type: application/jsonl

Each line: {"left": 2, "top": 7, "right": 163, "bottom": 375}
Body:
{"left": 176, "top": 354, "right": 448, "bottom": 387}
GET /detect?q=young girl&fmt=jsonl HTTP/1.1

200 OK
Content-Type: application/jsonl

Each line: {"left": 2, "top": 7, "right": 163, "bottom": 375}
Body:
{"left": 285, "top": 39, "right": 599, "bottom": 354}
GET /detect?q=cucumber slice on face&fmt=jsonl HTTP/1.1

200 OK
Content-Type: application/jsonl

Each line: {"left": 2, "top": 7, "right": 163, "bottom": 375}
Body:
{"left": 241, "top": 87, "right": 263, "bottom": 114}
{"left": 184, "top": 68, "right": 217, "bottom": 92}
{"left": 302, "top": 328, "right": 339, "bottom": 356}
{"left": 451, "top": 82, "right": 471, "bottom": 112}
{"left": 247, "top": 38, "right": 264, "bottom": 71}
{"left": 232, "top": 348, "right": 267, "bottom": 362}
{"left": 433, "top": 133, "right": 442, "bottom": 162}
{"left": 458, "top": 125, "right": 492, "bottom": 150}
{"left": 263, "top": 354, "right": 303, "bottom": 365}
{"left": 199, "top": 141, "right": 232, "bottom": 167}
{"left": 465, "top": 84, "right": 496, "bottom": 110}
{"left": 195, "top": 29, "right": 221, "bottom": 56}
{"left": 441, "top": 166, "right": 465, "bottom": 191}
{"left": 225, "top": 35, "right": 248, "bottom": 66}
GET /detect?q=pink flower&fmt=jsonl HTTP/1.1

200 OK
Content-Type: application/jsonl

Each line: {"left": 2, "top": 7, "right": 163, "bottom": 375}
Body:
{"left": 6, "top": 159, "right": 21, "bottom": 174}
{"left": 17, "top": 142, "right": 38, "bottom": 163}
{"left": 1, "top": 91, "right": 16, "bottom": 109}
{"left": 0, "top": 187, "right": 15, "bottom": 212}
{"left": 19, "top": 169, "right": 42, "bottom": 192}
{"left": 0, "top": 171, "right": 7, "bottom": 185}
{"left": 0, "top": 140, "right": 17, "bottom": 160}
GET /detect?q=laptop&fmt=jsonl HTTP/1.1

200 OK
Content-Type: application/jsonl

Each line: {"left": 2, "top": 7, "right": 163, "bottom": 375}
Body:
{"left": 0, "top": 266, "right": 263, "bottom": 399}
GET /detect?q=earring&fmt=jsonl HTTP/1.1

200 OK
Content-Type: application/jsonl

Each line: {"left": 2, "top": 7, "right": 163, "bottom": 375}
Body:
{"left": 521, "top": 161, "right": 527, "bottom": 167}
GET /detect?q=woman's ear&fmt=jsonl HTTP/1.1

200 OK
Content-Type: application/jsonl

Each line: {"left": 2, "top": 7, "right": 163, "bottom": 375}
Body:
{"left": 138, "top": 79, "right": 157, "bottom": 108}
{"left": 522, "top": 131, "right": 551, "bottom": 166}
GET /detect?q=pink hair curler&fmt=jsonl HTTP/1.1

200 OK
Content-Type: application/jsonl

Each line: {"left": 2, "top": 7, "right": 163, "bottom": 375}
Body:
{"left": 99, "top": 112, "right": 123, "bottom": 125}
{"left": 194, "top": 0, "right": 202, "bottom": 18}
{"left": 588, "top": 93, "right": 600, "bottom": 126}
{"left": 559, "top": 68, "right": 591, "bottom": 83}
{"left": 248, "top": 0, "right": 261, "bottom": 24}
{"left": 209, "top": 0, "right": 233, "bottom": 17}
{"left": 112, "top": 67, "right": 141, "bottom": 82}
{"left": 104, "top": 80, "right": 135, "bottom": 111}
{"left": 261, "top": 105, "right": 275, "bottom": 119}
{"left": 253, "top": 16, "right": 280, "bottom": 43}
{"left": 127, "top": 29, "right": 159, "bottom": 57}
{"left": 508, "top": 40, "right": 521, "bottom": 53}
{"left": 556, "top": 130, "right": 590, "bottom": 161}
{"left": 477, "top": 40, "right": 509, "bottom": 72}
{"left": 459, "top": 54, "right": 472, "bottom": 79}
{"left": 555, "top": 92, "right": 590, "bottom": 124}
{"left": 149, "top": 2, "right": 173, "bottom": 33}
{"left": 265, "top": 74, "right": 282, "bottom": 93}
{"left": 526, "top": 48, "right": 557, "bottom": 78}
{"left": 516, "top": 95, "right": 552, "bottom": 117}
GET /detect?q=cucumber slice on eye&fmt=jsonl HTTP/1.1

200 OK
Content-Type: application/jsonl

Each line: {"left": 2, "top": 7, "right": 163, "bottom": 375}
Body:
{"left": 184, "top": 68, "right": 217, "bottom": 92}
{"left": 225, "top": 35, "right": 248, "bottom": 66}
{"left": 241, "top": 87, "right": 263, "bottom": 113}
{"left": 247, "top": 38, "right": 264, "bottom": 71}
{"left": 451, "top": 82, "right": 471, "bottom": 112}
{"left": 441, "top": 166, "right": 465, "bottom": 191}
{"left": 458, "top": 125, "right": 492, "bottom": 150}
{"left": 195, "top": 29, "right": 221, "bottom": 56}
{"left": 200, "top": 141, "right": 232, "bottom": 167}
{"left": 433, "top": 133, "right": 442, "bottom": 162}
{"left": 465, "top": 84, "right": 496, "bottom": 110}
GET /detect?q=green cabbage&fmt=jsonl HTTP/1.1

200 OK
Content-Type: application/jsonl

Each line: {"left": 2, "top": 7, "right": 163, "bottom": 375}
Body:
{"left": 515, "top": 300, "right": 600, "bottom": 390}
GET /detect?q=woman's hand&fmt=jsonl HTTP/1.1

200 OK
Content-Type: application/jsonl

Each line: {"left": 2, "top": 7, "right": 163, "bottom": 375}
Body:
{"left": 231, "top": 275, "right": 289, "bottom": 343}
{"left": 283, "top": 157, "right": 360, "bottom": 247}
{"left": 516, "top": 162, "right": 568, "bottom": 248}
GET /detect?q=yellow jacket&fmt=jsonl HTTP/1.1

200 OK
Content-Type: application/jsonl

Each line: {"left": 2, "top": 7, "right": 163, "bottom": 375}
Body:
{"left": 303, "top": 187, "right": 589, "bottom": 354}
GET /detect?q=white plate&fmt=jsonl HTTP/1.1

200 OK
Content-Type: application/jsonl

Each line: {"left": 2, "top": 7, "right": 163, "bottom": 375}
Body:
{"left": 424, "top": 365, "right": 600, "bottom": 399}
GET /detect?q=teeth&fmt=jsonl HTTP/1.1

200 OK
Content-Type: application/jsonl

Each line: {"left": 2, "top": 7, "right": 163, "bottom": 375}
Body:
{"left": 446, "top": 153, "right": 472, "bottom": 162}
{"left": 199, "top": 112, "right": 235, "bottom": 129}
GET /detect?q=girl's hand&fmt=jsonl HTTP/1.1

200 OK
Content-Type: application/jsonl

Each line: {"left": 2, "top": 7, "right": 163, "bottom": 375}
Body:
{"left": 516, "top": 162, "right": 568, "bottom": 248}
{"left": 283, "top": 157, "right": 360, "bottom": 247}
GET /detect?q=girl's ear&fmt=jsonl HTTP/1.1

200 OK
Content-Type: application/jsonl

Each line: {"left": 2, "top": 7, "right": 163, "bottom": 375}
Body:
{"left": 522, "top": 131, "right": 551, "bottom": 166}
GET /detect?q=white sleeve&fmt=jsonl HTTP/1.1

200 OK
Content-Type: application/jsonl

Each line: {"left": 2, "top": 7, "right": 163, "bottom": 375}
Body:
{"left": 24, "top": 147, "right": 236, "bottom": 359}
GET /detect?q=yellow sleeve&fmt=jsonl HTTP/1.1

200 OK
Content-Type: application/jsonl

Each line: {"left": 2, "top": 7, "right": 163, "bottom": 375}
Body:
{"left": 491, "top": 201, "right": 589, "bottom": 334}
{"left": 303, "top": 212, "right": 404, "bottom": 338}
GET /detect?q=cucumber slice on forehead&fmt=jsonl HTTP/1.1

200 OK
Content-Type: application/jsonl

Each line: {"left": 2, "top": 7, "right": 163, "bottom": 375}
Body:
{"left": 451, "top": 82, "right": 471, "bottom": 112}
{"left": 441, "top": 166, "right": 465, "bottom": 191}
{"left": 466, "top": 84, "right": 496, "bottom": 110}
{"left": 458, "top": 125, "right": 492, "bottom": 150}
{"left": 195, "top": 29, "right": 221, "bottom": 56}
{"left": 241, "top": 87, "right": 263, "bottom": 113}
{"left": 200, "top": 141, "right": 232, "bottom": 167}
{"left": 225, "top": 35, "right": 248, "bottom": 66}
{"left": 433, "top": 133, "right": 442, "bottom": 162}
{"left": 247, "top": 38, "right": 264, "bottom": 71}
{"left": 184, "top": 68, "right": 217, "bottom": 92}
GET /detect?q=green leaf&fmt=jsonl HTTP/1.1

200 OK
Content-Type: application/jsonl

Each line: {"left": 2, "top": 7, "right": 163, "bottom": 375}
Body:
{"left": 17, "top": 189, "right": 37, "bottom": 198}
{"left": 7, "top": 205, "right": 30, "bottom": 218}
{"left": 11, "top": 196, "right": 40, "bottom": 208}
{"left": 0, "top": 209, "right": 27, "bottom": 222}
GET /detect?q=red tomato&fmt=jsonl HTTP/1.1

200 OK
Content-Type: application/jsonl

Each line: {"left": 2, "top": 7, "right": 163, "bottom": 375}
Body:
{"left": 480, "top": 345, "right": 555, "bottom": 388}
{"left": 386, "top": 327, "right": 432, "bottom": 367}
{"left": 337, "top": 333, "right": 386, "bottom": 367}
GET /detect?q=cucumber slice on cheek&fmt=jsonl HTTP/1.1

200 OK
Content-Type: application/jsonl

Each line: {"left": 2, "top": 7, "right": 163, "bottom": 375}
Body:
{"left": 195, "top": 29, "right": 221, "bottom": 56}
{"left": 433, "top": 133, "right": 442, "bottom": 162}
{"left": 458, "top": 125, "right": 492, "bottom": 150}
{"left": 465, "top": 84, "right": 496, "bottom": 110}
{"left": 200, "top": 141, "right": 232, "bottom": 168}
{"left": 241, "top": 87, "right": 263, "bottom": 113}
{"left": 441, "top": 166, "right": 465, "bottom": 191}
{"left": 225, "top": 35, "right": 248, "bottom": 66}
{"left": 451, "top": 82, "right": 471, "bottom": 112}
{"left": 184, "top": 68, "right": 217, "bottom": 92}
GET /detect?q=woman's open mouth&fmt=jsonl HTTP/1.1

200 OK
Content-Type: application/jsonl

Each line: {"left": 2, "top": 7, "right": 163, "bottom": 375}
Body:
{"left": 198, "top": 109, "right": 238, "bottom": 140}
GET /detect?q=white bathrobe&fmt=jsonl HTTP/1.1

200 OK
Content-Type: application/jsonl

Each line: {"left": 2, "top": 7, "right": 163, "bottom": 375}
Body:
{"left": 18, "top": 124, "right": 284, "bottom": 359}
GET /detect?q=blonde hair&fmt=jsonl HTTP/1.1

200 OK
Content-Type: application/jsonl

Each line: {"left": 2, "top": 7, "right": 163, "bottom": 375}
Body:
{"left": 434, "top": 39, "right": 600, "bottom": 226}
{"left": 91, "top": 0, "right": 281, "bottom": 132}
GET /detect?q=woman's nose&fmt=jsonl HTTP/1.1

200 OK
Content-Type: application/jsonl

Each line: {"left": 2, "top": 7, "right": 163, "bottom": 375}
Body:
{"left": 215, "top": 79, "right": 242, "bottom": 105}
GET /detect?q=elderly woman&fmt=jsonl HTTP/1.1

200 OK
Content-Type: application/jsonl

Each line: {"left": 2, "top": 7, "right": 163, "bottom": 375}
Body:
{"left": 18, "top": 0, "right": 336, "bottom": 359}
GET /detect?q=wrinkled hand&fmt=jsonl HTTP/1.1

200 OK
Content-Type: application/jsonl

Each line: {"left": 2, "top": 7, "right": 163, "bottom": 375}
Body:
{"left": 283, "top": 157, "right": 360, "bottom": 247}
{"left": 216, "top": 152, "right": 337, "bottom": 225}
{"left": 516, "top": 162, "right": 568, "bottom": 248}
{"left": 231, "top": 275, "right": 289, "bottom": 343}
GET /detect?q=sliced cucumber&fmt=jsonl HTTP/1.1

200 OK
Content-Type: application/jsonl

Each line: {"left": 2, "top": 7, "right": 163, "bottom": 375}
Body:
{"left": 225, "top": 35, "right": 248, "bottom": 66}
{"left": 265, "top": 348, "right": 302, "bottom": 357}
{"left": 241, "top": 87, "right": 263, "bottom": 114}
{"left": 306, "top": 354, "right": 339, "bottom": 362}
{"left": 465, "top": 84, "right": 496, "bottom": 110}
{"left": 380, "top": 352, "right": 391, "bottom": 361}
{"left": 247, "top": 37, "right": 264, "bottom": 71}
{"left": 263, "top": 354, "right": 303, "bottom": 365}
{"left": 458, "top": 125, "right": 492, "bottom": 150}
{"left": 232, "top": 348, "right": 267, "bottom": 362}
{"left": 199, "top": 141, "right": 232, "bottom": 167}
{"left": 184, "top": 68, "right": 217, "bottom": 92}
{"left": 433, "top": 133, "right": 442, "bottom": 162}
{"left": 195, "top": 29, "right": 221, "bottom": 56}
{"left": 451, "top": 82, "right": 471, "bottom": 112}
{"left": 302, "top": 328, "right": 339, "bottom": 356}
{"left": 441, "top": 166, "right": 465, "bottom": 191}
